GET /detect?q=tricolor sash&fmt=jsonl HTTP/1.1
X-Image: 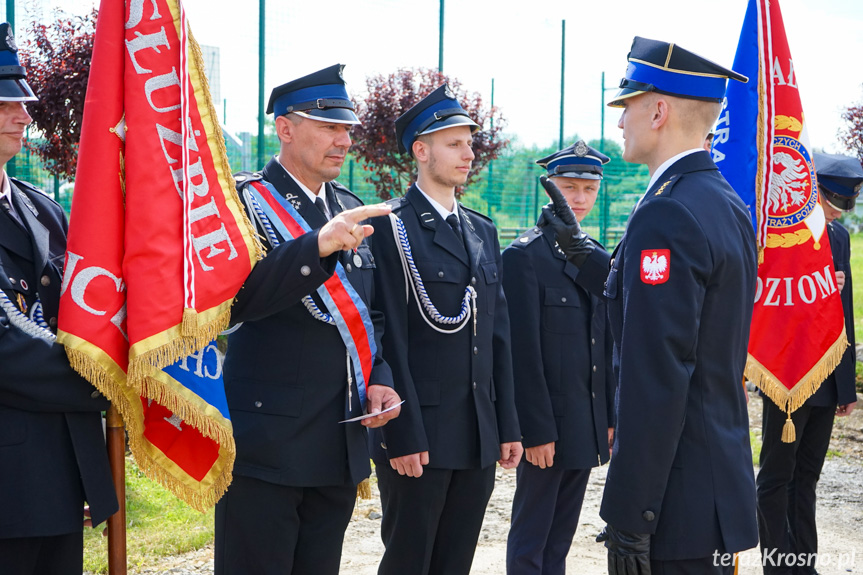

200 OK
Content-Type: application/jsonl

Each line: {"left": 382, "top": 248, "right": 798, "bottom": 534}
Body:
{"left": 249, "top": 180, "right": 375, "bottom": 409}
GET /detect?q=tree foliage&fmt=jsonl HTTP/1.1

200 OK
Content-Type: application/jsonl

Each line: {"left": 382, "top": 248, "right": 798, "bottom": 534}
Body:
{"left": 351, "top": 68, "right": 508, "bottom": 200}
{"left": 839, "top": 95, "right": 863, "bottom": 163}
{"left": 19, "top": 8, "right": 97, "bottom": 180}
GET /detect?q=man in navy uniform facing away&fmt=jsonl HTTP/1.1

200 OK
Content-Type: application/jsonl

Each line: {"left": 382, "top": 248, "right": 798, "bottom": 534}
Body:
{"left": 368, "top": 84, "right": 522, "bottom": 575}
{"left": 543, "top": 37, "right": 759, "bottom": 574}
{"left": 756, "top": 152, "right": 861, "bottom": 575}
{"left": 215, "top": 64, "right": 400, "bottom": 575}
{"left": 0, "top": 22, "right": 118, "bottom": 575}
{"left": 503, "top": 140, "right": 615, "bottom": 575}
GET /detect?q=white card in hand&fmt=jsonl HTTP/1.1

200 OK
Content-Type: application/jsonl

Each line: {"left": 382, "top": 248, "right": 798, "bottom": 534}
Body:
{"left": 339, "top": 400, "right": 405, "bottom": 423}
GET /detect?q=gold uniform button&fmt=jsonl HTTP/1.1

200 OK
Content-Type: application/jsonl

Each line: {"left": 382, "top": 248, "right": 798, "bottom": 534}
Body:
{"left": 41, "top": 275, "right": 50, "bottom": 287}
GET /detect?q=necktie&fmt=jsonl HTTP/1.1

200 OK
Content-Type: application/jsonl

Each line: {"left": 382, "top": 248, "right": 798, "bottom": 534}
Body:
{"left": 314, "top": 196, "right": 329, "bottom": 220}
{"left": 446, "top": 213, "right": 463, "bottom": 243}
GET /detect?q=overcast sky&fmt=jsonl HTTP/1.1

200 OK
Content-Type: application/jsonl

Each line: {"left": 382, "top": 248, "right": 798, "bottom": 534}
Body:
{"left": 15, "top": 0, "right": 863, "bottom": 153}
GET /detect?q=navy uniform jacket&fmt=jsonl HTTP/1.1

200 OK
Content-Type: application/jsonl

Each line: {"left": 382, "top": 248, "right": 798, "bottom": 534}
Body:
{"left": 223, "top": 158, "right": 393, "bottom": 488}
{"left": 502, "top": 225, "right": 615, "bottom": 469}
{"left": 807, "top": 220, "right": 857, "bottom": 407}
{"left": 0, "top": 179, "right": 118, "bottom": 538}
{"left": 369, "top": 184, "right": 520, "bottom": 469}
{"left": 599, "top": 151, "right": 759, "bottom": 560}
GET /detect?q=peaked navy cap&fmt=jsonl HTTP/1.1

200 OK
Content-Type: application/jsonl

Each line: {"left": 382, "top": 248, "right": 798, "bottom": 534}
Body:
{"left": 609, "top": 36, "right": 747, "bottom": 108}
{"left": 814, "top": 152, "right": 863, "bottom": 212}
{"left": 394, "top": 84, "right": 479, "bottom": 155}
{"left": 0, "top": 23, "right": 36, "bottom": 102}
{"left": 537, "top": 140, "right": 610, "bottom": 180}
{"left": 266, "top": 64, "right": 358, "bottom": 124}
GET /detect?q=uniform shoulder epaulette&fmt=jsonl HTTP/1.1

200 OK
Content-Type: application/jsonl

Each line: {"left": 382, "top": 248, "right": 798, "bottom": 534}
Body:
{"left": 9, "top": 177, "right": 57, "bottom": 215}
{"left": 511, "top": 226, "right": 543, "bottom": 248}
{"left": 385, "top": 195, "right": 408, "bottom": 212}
{"left": 653, "top": 173, "right": 682, "bottom": 197}
{"left": 10, "top": 177, "right": 51, "bottom": 200}
{"left": 233, "top": 171, "right": 263, "bottom": 190}
{"left": 329, "top": 179, "right": 362, "bottom": 202}
{"left": 459, "top": 203, "right": 493, "bottom": 224}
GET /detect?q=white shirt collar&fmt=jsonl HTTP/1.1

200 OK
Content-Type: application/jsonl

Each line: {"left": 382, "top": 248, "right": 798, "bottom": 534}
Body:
{"left": 275, "top": 155, "right": 328, "bottom": 212}
{"left": 416, "top": 183, "right": 458, "bottom": 222}
{"left": 646, "top": 148, "right": 703, "bottom": 192}
{"left": 0, "top": 171, "right": 10, "bottom": 203}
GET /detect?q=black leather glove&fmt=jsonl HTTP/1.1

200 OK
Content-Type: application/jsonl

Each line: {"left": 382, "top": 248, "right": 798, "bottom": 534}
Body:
{"left": 538, "top": 175, "right": 594, "bottom": 267}
{"left": 596, "top": 524, "right": 651, "bottom": 575}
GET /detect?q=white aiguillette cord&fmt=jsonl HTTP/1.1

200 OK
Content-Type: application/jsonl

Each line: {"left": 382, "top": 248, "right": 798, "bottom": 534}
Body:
{"left": 388, "top": 213, "right": 476, "bottom": 335}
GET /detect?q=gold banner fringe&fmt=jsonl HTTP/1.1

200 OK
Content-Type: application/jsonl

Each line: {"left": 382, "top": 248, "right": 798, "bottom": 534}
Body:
{"left": 126, "top": 306, "right": 232, "bottom": 389}
{"left": 755, "top": 68, "right": 767, "bottom": 253}
{"left": 64, "top": 348, "right": 144, "bottom": 440}
{"left": 140, "top": 373, "right": 236, "bottom": 454}
{"left": 747, "top": 329, "right": 848, "bottom": 443}
{"left": 357, "top": 478, "right": 372, "bottom": 500}
{"left": 181, "top": 307, "right": 198, "bottom": 337}
{"left": 186, "top": 25, "right": 263, "bottom": 264}
{"left": 126, "top": 431, "right": 233, "bottom": 512}
{"left": 65, "top": 347, "right": 233, "bottom": 511}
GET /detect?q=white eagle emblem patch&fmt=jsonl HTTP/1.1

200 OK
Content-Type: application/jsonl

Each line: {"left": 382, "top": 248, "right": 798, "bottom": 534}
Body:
{"left": 640, "top": 250, "right": 670, "bottom": 284}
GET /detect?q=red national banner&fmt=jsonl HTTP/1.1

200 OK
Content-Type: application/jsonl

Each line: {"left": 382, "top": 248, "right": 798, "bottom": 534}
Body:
{"left": 741, "top": 0, "right": 847, "bottom": 441}
{"left": 58, "top": 0, "right": 260, "bottom": 508}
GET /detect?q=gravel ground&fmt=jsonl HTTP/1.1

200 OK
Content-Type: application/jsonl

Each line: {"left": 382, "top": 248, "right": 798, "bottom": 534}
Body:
{"left": 129, "top": 391, "right": 863, "bottom": 574}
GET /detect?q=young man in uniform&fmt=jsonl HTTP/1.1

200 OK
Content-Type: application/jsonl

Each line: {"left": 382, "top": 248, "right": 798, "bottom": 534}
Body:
{"left": 543, "top": 37, "right": 759, "bottom": 574}
{"left": 368, "top": 84, "right": 522, "bottom": 575}
{"left": 503, "top": 140, "right": 615, "bottom": 575}
{"left": 0, "top": 23, "right": 118, "bottom": 574}
{"left": 756, "top": 152, "right": 861, "bottom": 575}
{"left": 215, "top": 64, "right": 400, "bottom": 575}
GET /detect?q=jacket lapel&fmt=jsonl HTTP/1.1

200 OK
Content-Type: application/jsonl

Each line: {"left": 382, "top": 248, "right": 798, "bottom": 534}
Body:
{"left": 0, "top": 205, "right": 32, "bottom": 260}
{"left": 261, "top": 158, "right": 327, "bottom": 230}
{"left": 11, "top": 184, "right": 48, "bottom": 270}
{"left": 458, "top": 205, "right": 483, "bottom": 273}
{"left": 405, "top": 185, "right": 468, "bottom": 265}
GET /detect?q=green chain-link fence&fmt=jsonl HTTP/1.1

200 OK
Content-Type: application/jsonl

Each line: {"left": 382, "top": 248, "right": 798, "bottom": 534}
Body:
{"left": 13, "top": 130, "right": 649, "bottom": 251}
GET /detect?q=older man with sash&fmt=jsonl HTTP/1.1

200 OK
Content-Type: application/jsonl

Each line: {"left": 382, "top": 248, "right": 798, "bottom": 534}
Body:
{"left": 215, "top": 64, "right": 400, "bottom": 575}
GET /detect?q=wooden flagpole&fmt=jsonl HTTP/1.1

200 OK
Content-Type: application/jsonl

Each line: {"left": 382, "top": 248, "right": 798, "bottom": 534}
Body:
{"left": 106, "top": 405, "right": 127, "bottom": 574}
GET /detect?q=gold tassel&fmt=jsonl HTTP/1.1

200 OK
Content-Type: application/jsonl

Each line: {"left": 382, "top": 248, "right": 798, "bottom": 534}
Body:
{"left": 781, "top": 410, "right": 796, "bottom": 443}
{"left": 356, "top": 478, "right": 372, "bottom": 500}
{"left": 182, "top": 308, "right": 198, "bottom": 337}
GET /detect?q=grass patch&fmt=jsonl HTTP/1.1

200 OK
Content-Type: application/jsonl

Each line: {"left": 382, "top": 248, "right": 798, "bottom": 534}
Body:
{"left": 750, "top": 429, "right": 762, "bottom": 467}
{"left": 83, "top": 457, "right": 214, "bottom": 574}
{"left": 825, "top": 448, "right": 843, "bottom": 460}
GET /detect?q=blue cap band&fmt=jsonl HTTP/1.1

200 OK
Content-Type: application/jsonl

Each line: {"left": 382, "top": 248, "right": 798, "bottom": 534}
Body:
{"left": 626, "top": 61, "right": 728, "bottom": 101}
{"left": 401, "top": 97, "right": 467, "bottom": 154}
{"left": 273, "top": 83, "right": 352, "bottom": 117}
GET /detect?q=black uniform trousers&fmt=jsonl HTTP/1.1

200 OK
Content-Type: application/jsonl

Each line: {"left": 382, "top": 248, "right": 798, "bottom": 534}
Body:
{"left": 376, "top": 463, "right": 496, "bottom": 575}
{"left": 506, "top": 463, "right": 590, "bottom": 575}
{"left": 215, "top": 475, "right": 356, "bottom": 575}
{"left": 757, "top": 398, "right": 834, "bottom": 575}
{"left": 650, "top": 557, "right": 733, "bottom": 574}
{"left": 0, "top": 533, "right": 83, "bottom": 575}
